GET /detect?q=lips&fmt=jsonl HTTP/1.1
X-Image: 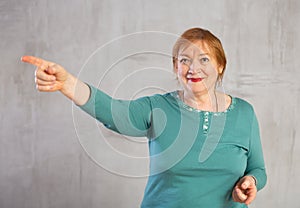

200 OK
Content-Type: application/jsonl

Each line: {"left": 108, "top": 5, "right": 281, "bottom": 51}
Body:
{"left": 188, "top": 77, "right": 203, "bottom": 82}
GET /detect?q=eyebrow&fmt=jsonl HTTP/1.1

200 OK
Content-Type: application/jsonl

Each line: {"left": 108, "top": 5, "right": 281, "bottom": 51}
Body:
{"left": 179, "top": 53, "right": 209, "bottom": 57}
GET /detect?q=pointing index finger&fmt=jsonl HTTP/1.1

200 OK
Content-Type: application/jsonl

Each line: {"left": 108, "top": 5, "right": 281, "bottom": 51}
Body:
{"left": 21, "top": 56, "right": 46, "bottom": 67}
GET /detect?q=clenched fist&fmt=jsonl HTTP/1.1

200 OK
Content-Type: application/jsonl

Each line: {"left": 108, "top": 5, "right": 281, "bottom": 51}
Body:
{"left": 232, "top": 175, "right": 257, "bottom": 205}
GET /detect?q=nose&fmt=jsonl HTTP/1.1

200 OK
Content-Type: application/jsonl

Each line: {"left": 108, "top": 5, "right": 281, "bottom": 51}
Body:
{"left": 189, "top": 59, "right": 201, "bottom": 73}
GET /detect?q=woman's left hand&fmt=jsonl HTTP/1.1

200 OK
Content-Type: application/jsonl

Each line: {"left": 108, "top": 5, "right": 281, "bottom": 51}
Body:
{"left": 232, "top": 175, "right": 257, "bottom": 205}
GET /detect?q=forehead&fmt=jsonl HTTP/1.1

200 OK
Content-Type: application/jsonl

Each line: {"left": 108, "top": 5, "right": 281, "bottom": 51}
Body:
{"left": 178, "top": 40, "right": 211, "bottom": 56}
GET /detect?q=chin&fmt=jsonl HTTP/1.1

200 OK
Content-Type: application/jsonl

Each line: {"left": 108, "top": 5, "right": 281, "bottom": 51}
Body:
{"left": 186, "top": 86, "right": 209, "bottom": 95}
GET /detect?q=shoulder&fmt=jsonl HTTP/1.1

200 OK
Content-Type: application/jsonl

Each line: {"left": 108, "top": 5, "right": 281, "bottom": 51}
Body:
{"left": 145, "top": 91, "right": 177, "bottom": 102}
{"left": 231, "top": 96, "right": 259, "bottom": 127}
{"left": 131, "top": 91, "right": 177, "bottom": 107}
{"left": 133, "top": 91, "right": 180, "bottom": 111}
{"left": 232, "top": 96, "right": 255, "bottom": 115}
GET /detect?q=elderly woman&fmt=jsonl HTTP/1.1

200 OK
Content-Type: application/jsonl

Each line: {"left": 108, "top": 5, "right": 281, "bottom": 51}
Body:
{"left": 22, "top": 28, "right": 267, "bottom": 207}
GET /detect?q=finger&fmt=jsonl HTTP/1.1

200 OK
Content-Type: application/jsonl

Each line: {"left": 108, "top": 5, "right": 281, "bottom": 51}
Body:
{"left": 36, "top": 84, "right": 56, "bottom": 92}
{"left": 36, "top": 69, "right": 56, "bottom": 81}
{"left": 232, "top": 189, "right": 244, "bottom": 203}
{"left": 21, "top": 56, "right": 47, "bottom": 67}
{"left": 244, "top": 194, "right": 255, "bottom": 205}
{"left": 36, "top": 78, "right": 56, "bottom": 86}
{"left": 235, "top": 187, "right": 247, "bottom": 201}
{"left": 45, "top": 64, "right": 59, "bottom": 75}
{"left": 244, "top": 189, "right": 257, "bottom": 205}
{"left": 232, "top": 189, "right": 239, "bottom": 202}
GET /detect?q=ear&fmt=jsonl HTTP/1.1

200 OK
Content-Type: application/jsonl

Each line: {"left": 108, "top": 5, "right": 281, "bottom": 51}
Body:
{"left": 173, "top": 58, "right": 178, "bottom": 73}
{"left": 218, "top": 65, "right": 223, "bottom": 74}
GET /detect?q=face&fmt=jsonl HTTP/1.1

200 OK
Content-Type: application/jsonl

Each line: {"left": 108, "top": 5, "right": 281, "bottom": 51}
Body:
{"left": 174, "top": 41, "right": 223, "bottom": 95}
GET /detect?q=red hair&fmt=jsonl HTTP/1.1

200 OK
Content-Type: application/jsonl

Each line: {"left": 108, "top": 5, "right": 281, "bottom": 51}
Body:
{"left": 172, "top": 28, "right": 227, "bottom": 80}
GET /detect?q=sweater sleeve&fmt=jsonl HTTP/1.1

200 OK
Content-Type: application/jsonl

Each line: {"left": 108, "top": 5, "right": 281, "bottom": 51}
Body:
{"left": 78, "top": 84, "right": 152, "bottom": 137}
{"left": 245, "top": 112, "right": 267, "bottom": 191}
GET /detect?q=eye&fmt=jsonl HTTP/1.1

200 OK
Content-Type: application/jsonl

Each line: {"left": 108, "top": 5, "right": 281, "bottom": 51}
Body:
{"left": 179, "top": 58, "right": 192, "bottom": 65}
{"left": 200, "top": 57, "right": 210, "bottom": 64}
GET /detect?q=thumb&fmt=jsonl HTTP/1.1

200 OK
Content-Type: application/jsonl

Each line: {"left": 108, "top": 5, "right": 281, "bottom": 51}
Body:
{"left": 45, "top": 64, "right": 58, "bottom": 75}
{"left": 241, "top": 180, "right": 250, "bottom": 189}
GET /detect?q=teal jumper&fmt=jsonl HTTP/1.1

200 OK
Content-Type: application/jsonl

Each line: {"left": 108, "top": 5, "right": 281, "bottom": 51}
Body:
{"left": 79, "top": 85, "right": 267, "bottom": 208}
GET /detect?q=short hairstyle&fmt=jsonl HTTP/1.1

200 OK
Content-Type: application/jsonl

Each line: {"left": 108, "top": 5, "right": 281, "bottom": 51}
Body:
{"left": 172, "top": 28, "right": 227, "bottom": 80}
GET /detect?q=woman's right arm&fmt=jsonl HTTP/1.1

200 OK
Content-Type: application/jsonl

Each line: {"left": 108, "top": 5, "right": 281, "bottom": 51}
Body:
{"left": 21, "top": 56, "right": 90, "bottom": 106}
{"left": 22, "top": 55, "right": 152, "bottom": 137}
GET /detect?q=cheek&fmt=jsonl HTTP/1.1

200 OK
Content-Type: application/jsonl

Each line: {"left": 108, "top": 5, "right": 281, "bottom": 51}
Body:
{"left": 204, "top": 65, "right": 219, "bottom": 77}
{"left": 177, "top": 66, "right": 188, "bottom": 77}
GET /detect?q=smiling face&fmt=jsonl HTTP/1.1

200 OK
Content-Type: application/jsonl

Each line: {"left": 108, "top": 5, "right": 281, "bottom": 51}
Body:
{"left": 174, "top": 40, "right": 223, "bottom": 96}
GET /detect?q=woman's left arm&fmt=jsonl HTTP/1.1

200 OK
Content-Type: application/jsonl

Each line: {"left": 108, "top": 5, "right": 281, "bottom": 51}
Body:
{"left": 245, "top": 113, "right": 267, "bottom": 190}
{"left": 232, "top": 113, "right": 267, "bottom": 205}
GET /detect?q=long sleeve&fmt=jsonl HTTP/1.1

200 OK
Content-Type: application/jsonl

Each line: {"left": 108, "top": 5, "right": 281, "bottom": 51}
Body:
{"left": 245, "top": 113, "right": 267, "bottom": 191}
{"left": 79, "top": 84, "right": 152, "bottom": 137}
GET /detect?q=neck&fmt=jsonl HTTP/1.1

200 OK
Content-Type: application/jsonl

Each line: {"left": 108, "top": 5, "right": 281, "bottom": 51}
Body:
{"left": 181, "top": 90, "right": 219, "bottom": 112}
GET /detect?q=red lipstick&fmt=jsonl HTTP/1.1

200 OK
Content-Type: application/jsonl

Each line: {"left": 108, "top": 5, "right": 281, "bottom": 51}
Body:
{"left": 189, "top": 78, "right": 203, "bottom": 82}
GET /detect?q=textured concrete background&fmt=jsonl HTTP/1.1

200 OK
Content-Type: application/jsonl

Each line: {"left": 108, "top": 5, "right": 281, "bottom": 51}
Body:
{"left": 1, "top": 0, "right": 300, "bottom": 207}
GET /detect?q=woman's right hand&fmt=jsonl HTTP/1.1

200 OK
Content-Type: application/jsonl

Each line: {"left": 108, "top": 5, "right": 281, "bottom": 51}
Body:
{"left": 22, "top": 55, "right": 90, "bottom": 105}
{"left": 21, "top": 56, "right": 69, "bottom": 92}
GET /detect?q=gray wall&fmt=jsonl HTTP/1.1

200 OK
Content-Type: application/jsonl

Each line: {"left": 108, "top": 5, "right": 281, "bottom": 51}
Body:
{"left": 1, "top": 0, "right": 299, "bottom": 207}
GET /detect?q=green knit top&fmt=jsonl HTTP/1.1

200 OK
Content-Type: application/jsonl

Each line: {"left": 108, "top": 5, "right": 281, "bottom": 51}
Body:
{"left": 79, "top": 85, "right": 267, "bottom": 208}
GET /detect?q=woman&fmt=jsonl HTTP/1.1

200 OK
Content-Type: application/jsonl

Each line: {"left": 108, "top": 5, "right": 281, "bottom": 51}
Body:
{"left": 22, "top": 28, "right": 267, "bottom": 207}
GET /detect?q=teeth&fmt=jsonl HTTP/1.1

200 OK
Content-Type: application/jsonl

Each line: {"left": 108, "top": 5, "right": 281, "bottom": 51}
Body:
{"left": 186, "top": 75, "right": 203, "bottom": 79}
{"left": 186, "top": 74, "right": 204, "bottom": 79}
